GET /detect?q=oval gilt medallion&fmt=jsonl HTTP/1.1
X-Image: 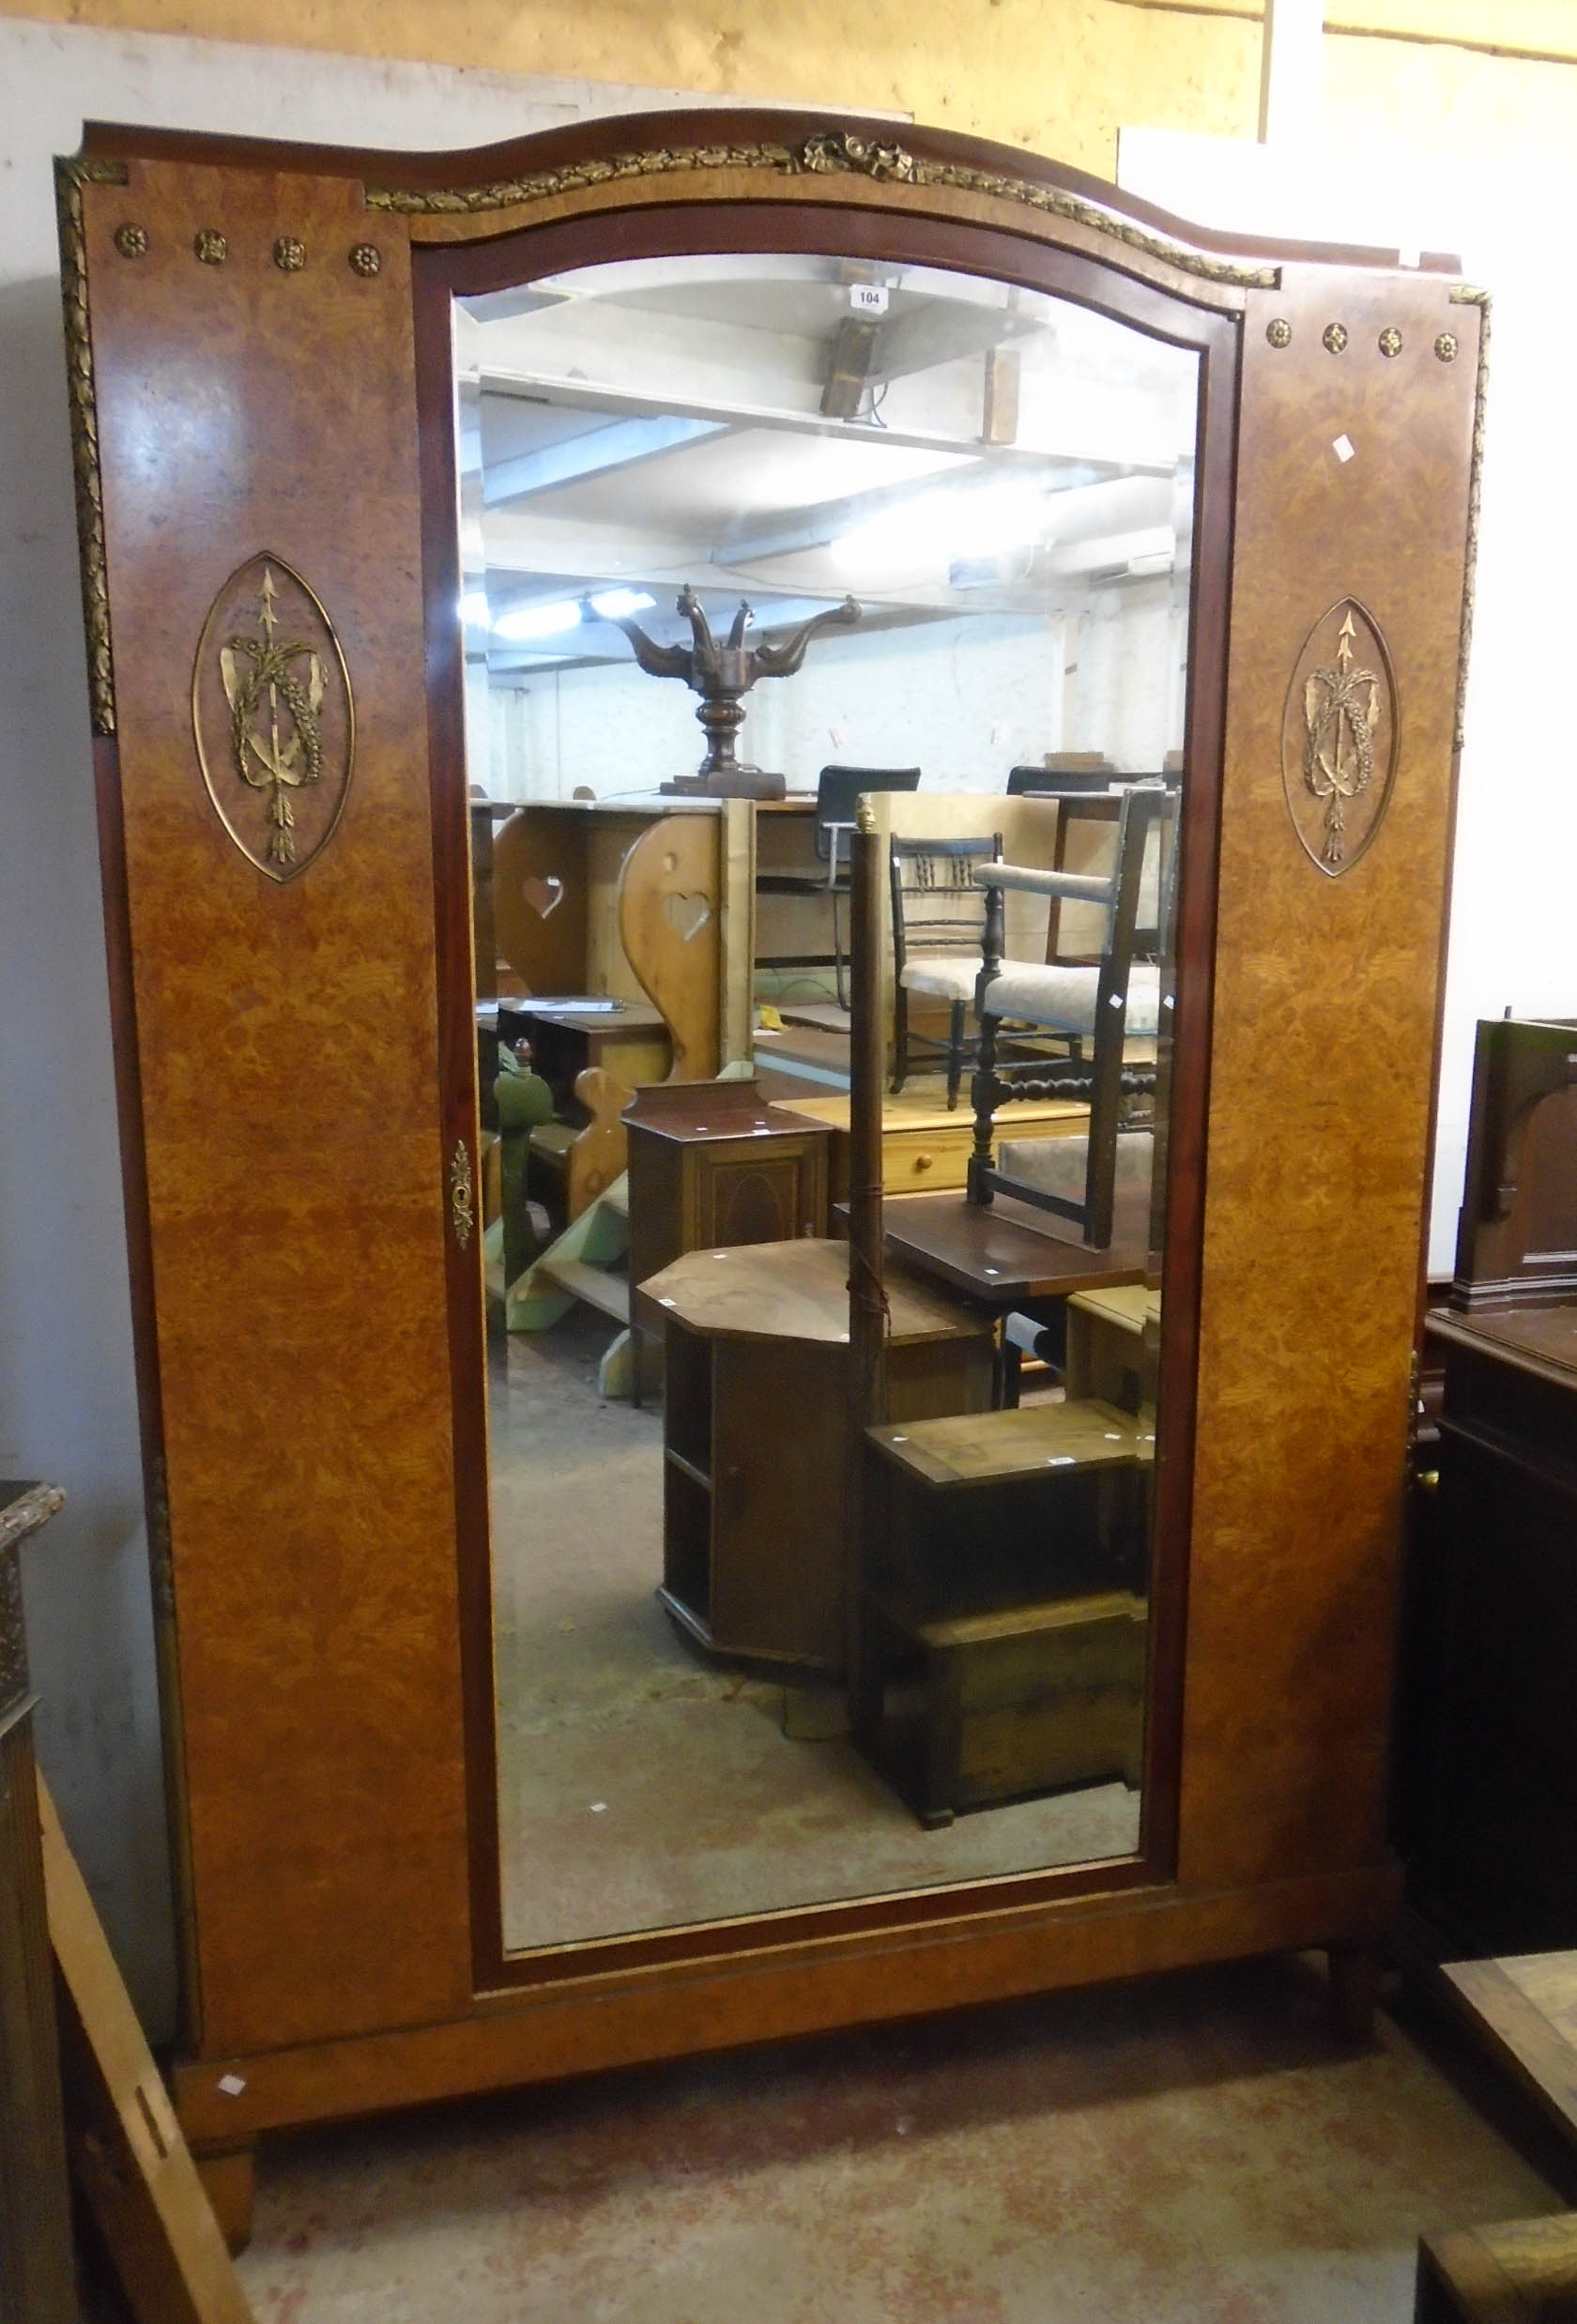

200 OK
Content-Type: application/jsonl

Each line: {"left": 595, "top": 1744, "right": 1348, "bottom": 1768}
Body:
{"left": 191, "top": 553, "right": 355, "bottom": 883}
{"left": 1279, "top": 597, "right": 1398, "bottom": 878}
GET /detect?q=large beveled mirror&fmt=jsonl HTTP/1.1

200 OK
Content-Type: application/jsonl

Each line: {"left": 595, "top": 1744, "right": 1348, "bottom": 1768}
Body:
{"left": 420, "top": 212, "right": 1224, "bottom": 1973}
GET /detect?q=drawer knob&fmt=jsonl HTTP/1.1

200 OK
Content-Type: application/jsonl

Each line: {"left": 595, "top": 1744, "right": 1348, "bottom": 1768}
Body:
{"left": 915, "top": 1152, "right": 934, "bottom": 1170}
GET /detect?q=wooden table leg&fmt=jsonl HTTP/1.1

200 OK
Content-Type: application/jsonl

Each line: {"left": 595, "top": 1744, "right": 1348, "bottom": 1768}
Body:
{"left": 1327, "top": 1940, "right": 1384, "bottom": 2041}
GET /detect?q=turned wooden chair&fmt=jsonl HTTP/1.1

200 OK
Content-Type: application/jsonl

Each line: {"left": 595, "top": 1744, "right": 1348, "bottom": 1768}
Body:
{"left": 968, "top": 783, "right": 1175, "bottom": 1250}
{"left": 888, "top": 833, "right": 1004, "bottom": 1109}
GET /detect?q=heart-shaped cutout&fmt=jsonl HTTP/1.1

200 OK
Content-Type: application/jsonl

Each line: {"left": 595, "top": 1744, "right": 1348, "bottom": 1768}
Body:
{"left": 664, "top": 891, "right": 712, "bottom": 944}
{"left": 521, "top": 874, "right": 564, "bottom": 920}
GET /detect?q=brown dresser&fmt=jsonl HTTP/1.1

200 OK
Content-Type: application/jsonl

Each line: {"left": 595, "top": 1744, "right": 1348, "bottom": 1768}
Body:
{"left": 0, "top": 1480, "right": 77, "bottom": 2324}
{"left": 1404, "top": 1017, "right": 1577, "bottom": 1958}
{"left": 1407, "top": 1307, "right": 1577, "bottom": 1958}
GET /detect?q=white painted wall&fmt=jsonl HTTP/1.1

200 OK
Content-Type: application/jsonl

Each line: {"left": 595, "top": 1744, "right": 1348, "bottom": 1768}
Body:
{"left": 483, "top": 589, "right": 1181, "bottom": 800}
{"left": 487, "top": 612, "right": 1065, "bottom": 797}
{"left": 1119, "top": 125, "right": 1577, "bottom": 1278}
{"left": 0, "top": 16, "right": 762, "bottom": 2036}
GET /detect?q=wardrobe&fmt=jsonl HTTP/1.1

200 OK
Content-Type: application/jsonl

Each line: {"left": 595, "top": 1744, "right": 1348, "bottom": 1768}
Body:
{"left": 56, "top": 106, "right": 1481, "bottom": 2238}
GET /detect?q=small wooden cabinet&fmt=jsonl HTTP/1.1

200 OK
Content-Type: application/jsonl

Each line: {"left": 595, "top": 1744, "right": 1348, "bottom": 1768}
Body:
{"left": 625, "top": 1080, "right": 833, "bottom": 1335}
{"left": 647, "top": 1239, "right": 994, "bottom": 1671}
{"left": 1065, "top": 1284, "right": 1160, "bottom": 1416}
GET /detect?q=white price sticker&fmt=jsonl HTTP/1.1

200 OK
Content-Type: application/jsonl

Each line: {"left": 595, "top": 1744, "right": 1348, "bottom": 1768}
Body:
{"left": 849, "top": 283, "right": 889, "bottom": 316}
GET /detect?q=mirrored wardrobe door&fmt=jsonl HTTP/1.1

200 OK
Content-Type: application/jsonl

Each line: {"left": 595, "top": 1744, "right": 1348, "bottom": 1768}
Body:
{"left": 421, "top": 231, "right": 1224, "bottom": 1969}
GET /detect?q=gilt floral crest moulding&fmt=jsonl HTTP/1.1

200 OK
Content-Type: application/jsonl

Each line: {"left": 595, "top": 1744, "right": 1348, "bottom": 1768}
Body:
{"left": 191, "top": 554, "right": 356, "bottom": 884}
{"left": 364, "top": 127, "right": 1277, "bottom": 291}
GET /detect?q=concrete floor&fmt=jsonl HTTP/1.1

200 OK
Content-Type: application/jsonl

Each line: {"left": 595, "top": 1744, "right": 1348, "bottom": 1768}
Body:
{"left": 387, "top": 1241, "right": 1574, "bottom": 2323}
{"left": 489, "top": 1306, "right": 1139, "bottom": 1955}
{"left": 236, "top": 1956, "right": 1567, "bottom": 2324}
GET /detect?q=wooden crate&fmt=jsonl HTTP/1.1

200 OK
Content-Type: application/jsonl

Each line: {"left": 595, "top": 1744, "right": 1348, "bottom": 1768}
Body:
{"left": 858, "top": 1589, "right": 1147, "bottom": 1827}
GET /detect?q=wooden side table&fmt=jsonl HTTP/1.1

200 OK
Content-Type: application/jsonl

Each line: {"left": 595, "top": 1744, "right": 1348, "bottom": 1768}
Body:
{"left": 1412, "top": 1950, "right": 1577, "bottom": 2322}
{"left": 625, "top": 1079, "right": 833, "bottom": 1337}
{"left": 1416, "top": 2217, "right": 1577, "bottom": 2321}
{"left": 644, "top": 1239, "right": 993, "bottom": 1673}
{"left": 0, "top": 1479, "right": 76, "bottom": 2324}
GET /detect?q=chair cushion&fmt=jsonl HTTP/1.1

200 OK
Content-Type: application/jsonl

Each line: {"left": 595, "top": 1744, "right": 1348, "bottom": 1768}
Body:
{"left": 993, "top": 1129, "right": 1155, "bottom": 1203}
{"left": 982, "top": 961, "right": 1161, "bottom": 1037}
{"left": 898, "top": 953, "right": 982, "bottom": 1002}
{"left": 899, "top": 953, "right": 1044, "bottom": 1003}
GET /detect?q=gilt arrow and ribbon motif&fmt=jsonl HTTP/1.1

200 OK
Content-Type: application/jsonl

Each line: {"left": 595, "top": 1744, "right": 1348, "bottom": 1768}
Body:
{"left": 192, "top": 554, "right": 355, "bottom": 882}
{"left": 1280, "top": 597, "right": 1398, "bottom": 878}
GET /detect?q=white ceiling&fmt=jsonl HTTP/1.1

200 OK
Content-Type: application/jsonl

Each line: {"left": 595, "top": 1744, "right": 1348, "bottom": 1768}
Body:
{"left": 457, "top": 253, "right": 1199, "bottom": 679}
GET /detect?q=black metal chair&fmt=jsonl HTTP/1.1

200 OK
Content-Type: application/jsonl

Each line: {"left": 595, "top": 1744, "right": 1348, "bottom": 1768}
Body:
{"left": 1005, "top": 760, "right": 1117, "bottom": 795}
{"left": 968, "top": 785, "right": 1177, "bottom": 1249}
{"left": 757, "top": 764, "right": 920, "bottom": 1005}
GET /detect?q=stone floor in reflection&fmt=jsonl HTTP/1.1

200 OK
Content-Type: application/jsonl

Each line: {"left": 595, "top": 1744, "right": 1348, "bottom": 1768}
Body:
{"left": 490, "top": 1307, "right": 1140, "bottom": 1956}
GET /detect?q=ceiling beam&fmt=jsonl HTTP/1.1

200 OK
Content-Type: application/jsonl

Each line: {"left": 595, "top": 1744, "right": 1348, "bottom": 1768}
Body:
{"left": 712, "top": 459, "right": 1129, "bottom": 570}
{"left": 478, "top": 368, "right": 1159, "bottom": 475}
{"left": 483, "top": 414, "right": 727, "bottom": 508}
{"left": 865, "top": 300, "right": 1036, "bottom": 385}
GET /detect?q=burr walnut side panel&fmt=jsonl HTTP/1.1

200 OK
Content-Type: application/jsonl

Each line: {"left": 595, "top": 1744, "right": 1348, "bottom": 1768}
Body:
{"left": 1180, "top": 268, "right": 1479, "bottom": 1891}
{"left": 82, "top": 161, "right": 470, "bottom": 2055}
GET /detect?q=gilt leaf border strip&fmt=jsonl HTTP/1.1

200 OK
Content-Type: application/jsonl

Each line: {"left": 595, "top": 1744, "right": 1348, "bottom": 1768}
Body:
{"left": 1447, "top": 284, "right": 1491, "bottom": 757}
{"left": 365, "top": 130, "right": 1278, "bottom": 291}
{"left": 55, "top": 156, "right": 128, "bottom": 740}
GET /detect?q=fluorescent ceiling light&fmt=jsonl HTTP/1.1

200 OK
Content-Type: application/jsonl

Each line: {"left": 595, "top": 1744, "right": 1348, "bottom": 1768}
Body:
{"left": 589, "top": 588, "right": 656, "bottom": 620}
{"left": 459, "top": 589, "right": 492, "bottom": 628}
{"left": 837, "top": 480, "right": 1047, "bottom": 569}
{"left": 493, "top": 599, "right": 583, "bottom": 642}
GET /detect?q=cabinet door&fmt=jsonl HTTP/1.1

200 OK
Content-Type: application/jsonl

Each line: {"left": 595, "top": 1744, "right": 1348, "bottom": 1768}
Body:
{"left": 65, "top": 152, "right": 473, "bottom": 2056}
{"left": 1412, "top": 1414, "right": 1577, "bottom": 1952}
{"left": 690, "top": 1139, "right": 827, "bottom": 1249}
{"left": 710, "top": 1338, "right": 846, "bottom": 1666}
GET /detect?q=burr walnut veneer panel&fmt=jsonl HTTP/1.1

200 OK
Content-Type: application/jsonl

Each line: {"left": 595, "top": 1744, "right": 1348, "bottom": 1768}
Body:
{"left": 83, "top": 160, "right": 471, "bottom": 2056}
{"left": 1184, "top": 271, "right": 1479, "bottom": 1895}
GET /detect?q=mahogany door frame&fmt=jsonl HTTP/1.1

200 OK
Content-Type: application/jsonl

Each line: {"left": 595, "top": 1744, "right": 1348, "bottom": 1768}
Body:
{"left": 409, "top": 185, "right": 1241, "bottom": 1995}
